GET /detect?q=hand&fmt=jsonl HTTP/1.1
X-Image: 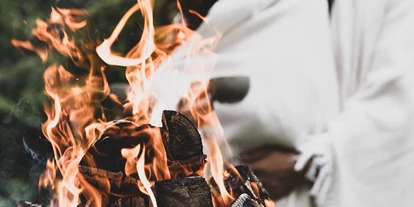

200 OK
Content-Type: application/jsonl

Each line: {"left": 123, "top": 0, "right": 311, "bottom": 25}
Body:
{"left": 294, "top": 135, "right": 333, "bottom": 206}
{"left": 239, "top": 146, "right": 310, "bottom": 201}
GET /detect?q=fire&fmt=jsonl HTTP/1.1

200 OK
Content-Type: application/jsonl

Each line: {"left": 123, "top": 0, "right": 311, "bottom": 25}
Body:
{"left": 38, "top": 158, "right": 57, "bottom": 190}
{"left": 13, "top": 0, "right": 247, "bottom": 206}
{"left": 121, "top": 144, "right": 158, "bottom": 206}
{"left": 178, "top": 81, "right": 234, "bottom": 205}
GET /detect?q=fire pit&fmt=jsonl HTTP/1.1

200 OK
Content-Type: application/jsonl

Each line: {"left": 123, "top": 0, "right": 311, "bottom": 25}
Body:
{"left": 17, "top": 111, "right": 271, "bottom": 207}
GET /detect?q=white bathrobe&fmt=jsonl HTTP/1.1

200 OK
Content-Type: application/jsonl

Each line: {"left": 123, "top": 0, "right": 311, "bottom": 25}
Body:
{"left": 153, "top": 0, "right": 414, "bottom": 206}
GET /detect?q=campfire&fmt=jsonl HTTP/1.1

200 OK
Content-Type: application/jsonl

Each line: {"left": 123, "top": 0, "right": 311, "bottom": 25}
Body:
{"left": 13, "top": 1, "right": 273, "bottom": 206}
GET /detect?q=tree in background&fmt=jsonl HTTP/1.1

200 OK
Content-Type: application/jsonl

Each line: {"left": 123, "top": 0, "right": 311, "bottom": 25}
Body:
{"left": 0, "top": 0, "right": 175, "bottom": 205}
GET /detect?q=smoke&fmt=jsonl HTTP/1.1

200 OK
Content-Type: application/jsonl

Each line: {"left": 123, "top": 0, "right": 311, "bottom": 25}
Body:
{"left": 23, "top": 129, "right": 54, "bottom": 178}
{"left": 0, "top": 99, "right": 51, "bottom": 205}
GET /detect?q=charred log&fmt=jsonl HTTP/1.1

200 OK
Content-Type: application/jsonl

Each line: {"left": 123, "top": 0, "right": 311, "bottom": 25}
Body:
{"left": 20, "top": 111, "right": 273, "bottom": 207}
{"left": 161, "top": 110, "right": 206, "bottom": 178}
{"left": 79, "top": 120, "right": 156, "bottom": 198}
{"left": 153, "top": 176, "right": 213, "bottom": 207}
{"left": 161, "top": 110, "right": 203, "bottom": 161}
{"left": 80, "top": 121, "right": 152, "bottom": 172}
{"left": 210, "top": 165, "right": 271, "bottom": 207}
{"left": 78, "top": 111, "right": 208, "bottom": 202}
{"left": 109, "top": 196, "right": 150, "bottom": 207}
{"left": 230, "top": 194, "right": 262, "bottom": 207}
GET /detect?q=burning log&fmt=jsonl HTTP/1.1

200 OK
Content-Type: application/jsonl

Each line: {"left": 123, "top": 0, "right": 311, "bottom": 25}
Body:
{"left": 79, "top": 120, "right": 153, "bottom": 199}
{"left": 161, "top": 110, "right": 207, "bottom": 178}
{"left": 153, "top": 176, "right": 213, "bottom": 207}
{"left": 161, "top": 110, "right": 204, "bottom": 161}
{"left": 210, "top": 165, "right": 271, "bottom": 207}
{"left": 230, "top": 194, "right": 262, "bottom": 207}
{"left": 109, "top": 196, "right": 149, "bottom": 207}
{"left": 19, "top": 110, "right": 273, "bottom": 207}
{"left": 13, "top": 0, "right": 273, "bottom": 205}
{"left": 77, "top": 111, "right": 209, "bottom": 206}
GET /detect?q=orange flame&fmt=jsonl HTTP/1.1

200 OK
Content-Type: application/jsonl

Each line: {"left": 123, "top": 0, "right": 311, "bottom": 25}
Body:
{"left": 121, "top": 144, "right": 158, "bottom": 206}
{"left": 178, "top": 81, "right": 235, "bottom": 205}
{"left": 41, "top": 62, "right": 107, "bottom": 206}
{"left": 39, "top": 158, "right": 57, "bottom": 190}
{"left": 14, "top": 0, "right": 241, "bottom": 206}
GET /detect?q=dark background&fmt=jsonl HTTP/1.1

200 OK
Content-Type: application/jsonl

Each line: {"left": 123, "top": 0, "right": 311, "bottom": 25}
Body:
{"left": 0, "top": 0, "right": 176, "bottom": 205}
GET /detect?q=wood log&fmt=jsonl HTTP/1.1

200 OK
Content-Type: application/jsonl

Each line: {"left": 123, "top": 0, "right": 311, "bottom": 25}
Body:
{"left": 79, "top": 121, "right": 155, "bottom": 198}
{"left": 109, "top": 196, "right": 149, "bottom": 207}
{"left": 78, "top": 165, "right": 144, "bottom": 198}
{"left": 234, "top": 165, "right": 271, "bottom": 201}
{"left": 81, "top": 120, "right": 153, "bottom": 173}
{"left": 210, "top": 165, "right": 271, "bottom": 207}
{"left": 78, "top": 111, "right": 208, "bottom": 204}
{"left": 161, "top": 110, "right": 203, "bottom": 161}
{"left": 153, "top": 176, "right": 213, "bottom": 207}
{"left": 230, "top": 194, "right": 262, "bottom": 207}
{"left": 161, "top": 110, "right": 206, "bottom": 178}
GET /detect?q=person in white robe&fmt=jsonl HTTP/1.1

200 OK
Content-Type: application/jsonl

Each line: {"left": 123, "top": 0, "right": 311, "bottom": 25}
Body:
{"left": 154, "top": 0, "right": 414, "bottom": 206}
{"left": 305, "top": 0, "right": 414, "bottom": 206}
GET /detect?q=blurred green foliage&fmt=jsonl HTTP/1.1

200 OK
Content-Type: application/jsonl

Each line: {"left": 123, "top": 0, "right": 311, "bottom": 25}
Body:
{"left": 0, "top": 0, "right": 174, "bottom": 205}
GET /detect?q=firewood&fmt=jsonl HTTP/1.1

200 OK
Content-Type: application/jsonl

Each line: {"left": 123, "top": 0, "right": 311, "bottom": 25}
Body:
{"left": 109, "top": 196, "right": 149, "bottom": 207}
{"left": 79, "top": 121, "right": 155, "bottom": 197}
{"left": 230, "top": 194, "right": 262, "bottom": 207}
{"left": 161, "top": 110, "right": 206, "bottom": 178}
{"left": 161, "top": 110, "right": 203, "bottom": 161}
{"left": 153, "top": 176, "right": 213, "bottom": 207}
{"left": 234, "top": 165, "right": 271, "bottom": 201}
{"left": 80, "top": 121, "right": 153, "bottom": 173}
{"left": 210, "top": 165, "right": 271, "bottom": 206}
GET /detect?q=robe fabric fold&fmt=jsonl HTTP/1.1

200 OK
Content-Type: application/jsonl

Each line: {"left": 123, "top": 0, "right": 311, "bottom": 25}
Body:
{"left": 322, "top": 0, "right": 414, "bottom": 206}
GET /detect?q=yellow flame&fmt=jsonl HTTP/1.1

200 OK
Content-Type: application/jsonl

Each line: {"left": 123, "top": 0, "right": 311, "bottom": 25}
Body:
{"left": 137, "top": 145, "right": 158, "bottom": 207}
{"left": 39, "top": 158, "right": 57, "bottom": 189}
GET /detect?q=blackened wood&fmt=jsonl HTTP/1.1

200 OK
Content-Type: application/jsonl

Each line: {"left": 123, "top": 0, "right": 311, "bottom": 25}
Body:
{"left": 109, "top": 196, "right": 149, "bottom": 207}
{"left": 230, "top": 194, "right": 262, "bottom": 207}
{"left": 79, "top": 121, "right": 156, "bottom": 198}
{"left": 235, "top": 165, "right": 271, "bottom": 201}
{"left": 168, "top": 154, "right": 207, "bottom": 178}
{"left": 210, "top": 165, "right": 271, "bottom": 206}
{"left": 161, "top": 110, "right": 203, "bottom": 161}
{"left": 78, "top": 165, "right": 144, "bottom": 197}
{"left": 80, "top": 121, "right": 153, "bottom": 173}
{"left": 153, "top": 176, "right": 213, "bottom": 207}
